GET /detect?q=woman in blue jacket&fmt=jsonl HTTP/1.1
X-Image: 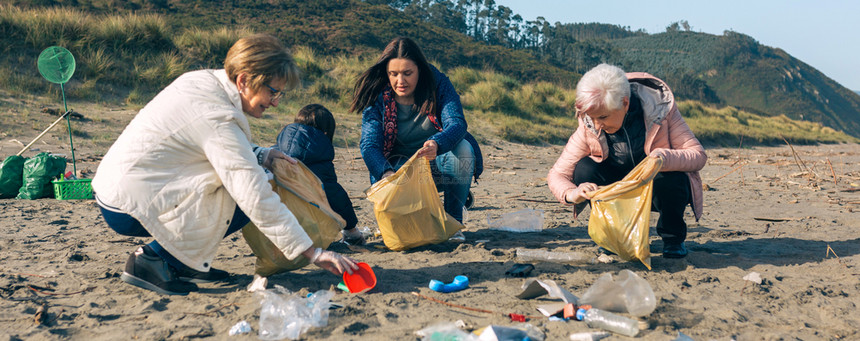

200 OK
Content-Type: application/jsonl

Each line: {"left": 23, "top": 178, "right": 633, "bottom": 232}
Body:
{"left": 350, "top": 37, "right": 482, "bottom": 223}
{"left": 274, "top": 104, "right": 364, "bottom": 245}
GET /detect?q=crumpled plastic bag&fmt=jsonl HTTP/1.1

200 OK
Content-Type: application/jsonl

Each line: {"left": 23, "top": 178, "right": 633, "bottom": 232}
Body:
{"left": 256, "top": 285, "right": 334, "bottom": 340}
{"left": 242, "top": 159, "right": 345, "bottom": 276}
{"left": 579, "top": 269, "right": 657, "bottom": 317}
{"left": 587, "top": 156, "right": 662, "bottom": 269}
{"left": 0, "top": 155, "right": 26, "bottom": 199}
{"left": 364, "top": 152, "right": 463, "bottom": 251}
{"left": 17, "top": 152, "right": 65, "bottom": 200}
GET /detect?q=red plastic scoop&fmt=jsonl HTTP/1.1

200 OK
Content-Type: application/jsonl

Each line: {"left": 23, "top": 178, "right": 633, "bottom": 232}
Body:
{"left": 343, "top": 262, "right": 376, "bottom": 294}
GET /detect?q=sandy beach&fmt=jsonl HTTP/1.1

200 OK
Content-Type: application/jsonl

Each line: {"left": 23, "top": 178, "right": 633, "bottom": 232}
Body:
{"left": 1, "top": 103, "right": 859, "bottom": 340}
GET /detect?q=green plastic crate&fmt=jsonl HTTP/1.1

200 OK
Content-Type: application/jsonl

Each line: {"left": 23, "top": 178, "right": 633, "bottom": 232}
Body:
{"left": 52, "top": 179, "right": 93, "bottom": 200}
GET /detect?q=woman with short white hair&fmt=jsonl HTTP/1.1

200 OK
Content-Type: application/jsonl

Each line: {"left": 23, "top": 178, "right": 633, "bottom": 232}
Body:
{"left": 547, "top": 63, "right": 707, "bottom": 258}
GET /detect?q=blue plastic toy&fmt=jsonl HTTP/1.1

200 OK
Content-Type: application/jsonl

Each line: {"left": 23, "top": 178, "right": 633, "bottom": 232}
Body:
{"left": 429, "top": 275, "right": 469, "bottom": 293}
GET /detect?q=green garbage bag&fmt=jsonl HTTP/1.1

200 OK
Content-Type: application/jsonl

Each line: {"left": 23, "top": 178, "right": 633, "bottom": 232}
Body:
{"left": 17, "top": 152, "right": 66, "bottom": 200}
{"left": 0, "top": 155, "right": 26, "bottom": 199}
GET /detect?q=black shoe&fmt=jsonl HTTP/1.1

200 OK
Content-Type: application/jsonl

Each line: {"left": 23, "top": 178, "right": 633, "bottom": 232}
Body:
{"left": 662, "top": 242, "right": 688, "bottom": 259}
{"left": 175, "top": 266, "right": 230, "bottom": 283}
{"left": 120, "top": 246, "right": 199, "bottom": 295}
{"left": 597, "top": 246, "right": 616, "bottom": 256}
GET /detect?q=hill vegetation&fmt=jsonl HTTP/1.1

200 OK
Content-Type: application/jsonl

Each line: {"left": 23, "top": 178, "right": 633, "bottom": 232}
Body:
{"left": 373, "top": 0, "right": 860, "bottom": 138}
{"left": 0, "top": 1, "right": 856, "bottom": 147}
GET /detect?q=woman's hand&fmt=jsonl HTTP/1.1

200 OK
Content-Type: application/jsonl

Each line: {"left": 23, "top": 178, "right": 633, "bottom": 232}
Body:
{"left": 302, "top": 247, "right": 359, "bottom": 276}
{"left": 263, "top": 148, "right": 297, "bottom": 170}
{"left": 649, "top": 148, "right": 668, "bottom": 161}
{"left": 565, "top": 182, "right": 598, "bottom": 204}
{"left": 381, "top": 171, "right": 396, "bottom": 179}
{"left": 416, "top": 140, "right": 438, "bottom": 160}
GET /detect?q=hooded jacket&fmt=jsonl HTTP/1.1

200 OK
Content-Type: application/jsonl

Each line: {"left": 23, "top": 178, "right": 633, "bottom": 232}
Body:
{"left": 92, "top": 69, "right": 312, "bottom": 272}
{"left": 547, "top": 72, "right": 707, "bottom": 220}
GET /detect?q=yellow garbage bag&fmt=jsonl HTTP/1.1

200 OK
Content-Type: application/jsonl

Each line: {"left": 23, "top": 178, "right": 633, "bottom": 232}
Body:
{"left": 241, "top": 159, "right": 346, "bottom": 276}
{"left": 364, "top": 152, "right": 463, "bottom": 251}
{"left": 587, "top": 156, "right": 663, "bottom": 270}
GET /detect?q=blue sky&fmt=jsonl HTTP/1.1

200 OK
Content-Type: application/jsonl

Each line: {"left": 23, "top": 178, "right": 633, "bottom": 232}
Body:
{"left": 495, "top": 0, "right": 860, "bottom": 91}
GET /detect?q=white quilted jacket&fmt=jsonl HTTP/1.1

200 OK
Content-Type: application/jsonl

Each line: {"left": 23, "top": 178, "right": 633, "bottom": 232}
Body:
{"left": 92, "top": 69, "right": 312, "bottom": 271}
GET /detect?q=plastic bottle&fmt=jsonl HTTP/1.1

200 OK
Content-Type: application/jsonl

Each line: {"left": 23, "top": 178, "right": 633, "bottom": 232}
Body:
{"left": 516, "top": 248, "right": 593, "bottom": 264}
{"left": 488, "top": 209, "right": 544, "bottom": 232}
{"left": 576, "top": 308, "right": 639, "bottom": 337}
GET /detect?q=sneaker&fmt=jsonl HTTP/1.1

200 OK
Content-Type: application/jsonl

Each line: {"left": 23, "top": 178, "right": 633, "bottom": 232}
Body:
{"left": 120, "top": 246, "right": 199, "bottom": 295}
{"left": 175, "top": 266, "right": 230, "bottom": 283}
{"left": 662, "top": 242, "right": 688, "bottom": 259}
{"left": 342, "top": 228, "right": 367, "bottom": 246}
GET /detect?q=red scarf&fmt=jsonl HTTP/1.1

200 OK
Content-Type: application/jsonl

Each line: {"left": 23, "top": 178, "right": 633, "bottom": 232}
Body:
{"left": 381, "top": 86, "right": 442, "bottom": 158}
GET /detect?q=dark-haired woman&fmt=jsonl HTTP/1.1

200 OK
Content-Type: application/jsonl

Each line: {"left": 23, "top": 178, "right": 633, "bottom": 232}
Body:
{"left": 351, "top": 37, "right": 482, "bottom": 223}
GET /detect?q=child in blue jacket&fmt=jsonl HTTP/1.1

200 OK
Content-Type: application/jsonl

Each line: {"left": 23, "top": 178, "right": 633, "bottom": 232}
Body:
{"left": 274, "top": 104, "right": 364, "bottom": 245}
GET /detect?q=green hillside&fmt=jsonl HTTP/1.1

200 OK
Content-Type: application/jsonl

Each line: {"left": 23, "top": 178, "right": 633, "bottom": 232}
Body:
{"left": 0, "top": 1, "right": 856, "bottom": 147}
{"left": 608, "top": 31, "right": 860, "bottom": 137}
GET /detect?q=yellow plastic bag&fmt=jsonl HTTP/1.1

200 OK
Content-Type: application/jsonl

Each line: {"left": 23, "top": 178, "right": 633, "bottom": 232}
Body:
{"left": 587, "top": 156, "right": 663, "bottom": 270}
{"left": 241, "top": 159, "right": 345, "bottom": 276}
{"left": 364, "top": 152, "right": 463, "bottom": 251}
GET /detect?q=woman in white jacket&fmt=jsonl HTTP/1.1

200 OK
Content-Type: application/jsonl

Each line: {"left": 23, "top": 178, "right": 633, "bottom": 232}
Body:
{"left": 92, "top": 34, "right": 357, "bottom": 295}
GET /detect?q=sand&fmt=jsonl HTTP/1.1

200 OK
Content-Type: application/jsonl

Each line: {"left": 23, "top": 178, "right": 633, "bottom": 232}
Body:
{"left": 1, "top": 103, "right": 859, "bottom": 340}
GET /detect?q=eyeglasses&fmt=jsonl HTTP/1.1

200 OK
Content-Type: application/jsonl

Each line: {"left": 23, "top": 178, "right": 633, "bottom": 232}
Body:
{"left": 265, "top": 84, "right": 284, "bottom": 102}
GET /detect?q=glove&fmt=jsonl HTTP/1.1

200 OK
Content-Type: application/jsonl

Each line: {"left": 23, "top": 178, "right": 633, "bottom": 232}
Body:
{"left": 650, "top": 148, "right": 668, "bottom": 161}
{"left": 309, "top": 248, "right": 358, "bottom": 275}
{"left": 254, "top": 147, "right": 297, "bottom": 170}
{"left": 564, "top": 183, "right": 598, "bottom": 204}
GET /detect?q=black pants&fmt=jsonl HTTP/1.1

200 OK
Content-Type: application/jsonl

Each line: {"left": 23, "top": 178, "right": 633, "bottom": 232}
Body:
{"left": 573, "top": 157, "right": 691, "bottom": 244}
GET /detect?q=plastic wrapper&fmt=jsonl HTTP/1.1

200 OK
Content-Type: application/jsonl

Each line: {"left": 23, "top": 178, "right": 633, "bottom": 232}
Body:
{"left": 242, "top": 159, "right": 345, "bottom": 276}
{"left": 17, "top": 152, "right": 65, "bottom": 200}
{"left": 257, "top": 285, "right": 334, "bottom": 340}
{"left": 364, "top": 152, "right": 463, "bottom": 251}
{"left": 587, "top": 156, "right": 662, "bottom": 269}
{"left": 488, "top": 209, "right": 544, "bottom": 232}
{"left": 579, "top": 270, "right": 656, "bottom": 317}
{"left": 0, "top": 155, "right": 26, "bottom": 199}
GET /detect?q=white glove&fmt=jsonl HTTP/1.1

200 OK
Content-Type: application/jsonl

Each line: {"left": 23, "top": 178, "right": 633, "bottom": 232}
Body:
{"left": 565, "top": 183, "right": 598, "bottom": 204}
{"left": 309, "top": 248, "right": 358, "bottom": 275}
{"left": 650, "top": 148, "right": 668, "bottom": 161}
{"left": 254, "top": 147, "right": 297, "bottom": 170}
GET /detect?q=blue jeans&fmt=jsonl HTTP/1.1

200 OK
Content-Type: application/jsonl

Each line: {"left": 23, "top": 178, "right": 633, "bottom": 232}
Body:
{"left": 98, "top": 205, "right": 249, "bottom": 270}
{"left": 388, "top": 140, "right": 475, "bottom": 222}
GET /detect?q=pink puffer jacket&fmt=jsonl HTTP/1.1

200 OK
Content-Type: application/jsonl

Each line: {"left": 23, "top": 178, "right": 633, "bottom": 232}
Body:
{"left": 547, "top": 72, "right": 707, "bottom": 220}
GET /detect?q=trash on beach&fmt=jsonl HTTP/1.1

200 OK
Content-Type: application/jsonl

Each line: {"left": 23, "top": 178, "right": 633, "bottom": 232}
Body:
{"left": 488, "top": 209, "right": 545, "bottom": 232}
{"left": 429, "top": 275, "right": 469, "bottom": 293}
{"left": 415, "top": 321, "right": 476, "bottom": 341}
{"left": 672, "top": 331, "right": 695, "bottom": 341}
{"left": 256, "top": 286, "right": 334, "bottom": 340}
{"left": 474, "top": 324, "right": 545, "bottom": 341}
{"left": 516, "top": 248, "right": 594, "bottom": 264}
{"left": 516, "top": 278, "right": 578, "bottom": 304}
{"left": 569, "top": 331, "right": 610, "bottom": 341}
{"left": 505, "top": 263, "right": 535, "bottom": 277}
{"left": 247, "top": 274, "right": 269, "bottom": 292}
{"left": 343, "top": 262, "right": 377, "bottom": 293}
{"left": 579, "top": 270, "right": 656, "bottom": 317}
{"left": 743, "top": 272, "right": 762, "bottom": 284}
{"left": 228, "top": 320, "right": 251, "bottom": 336}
